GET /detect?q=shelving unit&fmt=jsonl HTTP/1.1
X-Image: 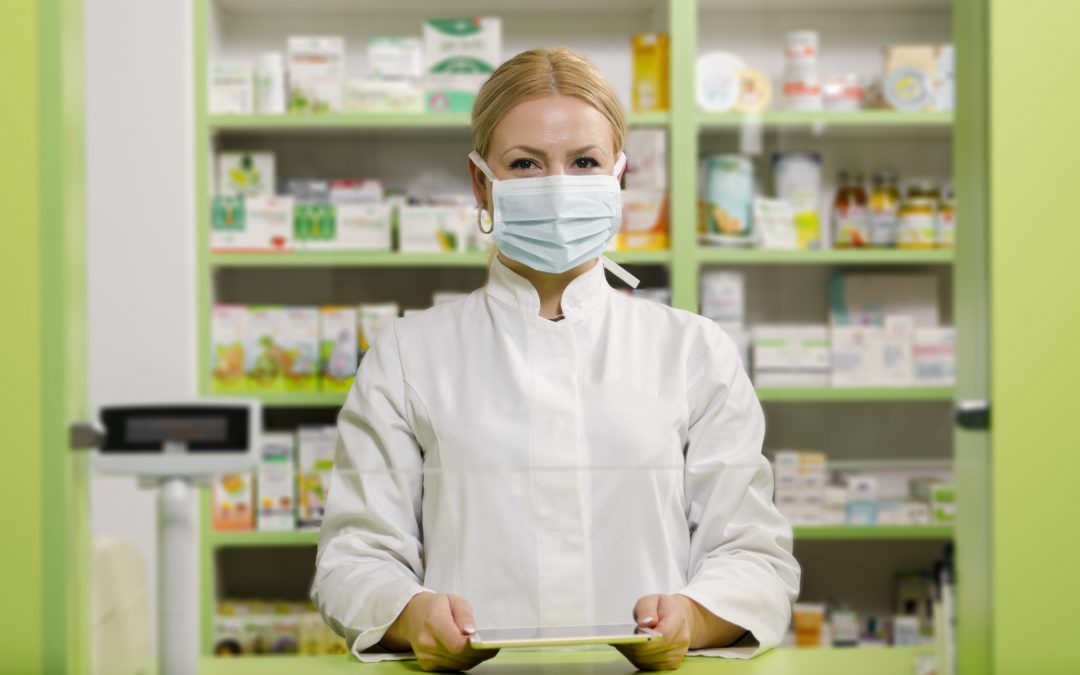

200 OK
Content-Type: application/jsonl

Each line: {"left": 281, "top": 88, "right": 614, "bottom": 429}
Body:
{"left": 195, "top": 0, "right": 961, "bottom": 666}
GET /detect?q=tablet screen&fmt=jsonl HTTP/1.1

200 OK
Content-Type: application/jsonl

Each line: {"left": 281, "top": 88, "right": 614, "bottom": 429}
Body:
{"left": 469, "top": 624, "right": 657, "bottom": 648}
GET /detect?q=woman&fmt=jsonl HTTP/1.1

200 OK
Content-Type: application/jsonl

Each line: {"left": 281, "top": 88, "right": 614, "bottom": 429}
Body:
{"left": 313, "top": 48, "right": 799, "bottom": 672}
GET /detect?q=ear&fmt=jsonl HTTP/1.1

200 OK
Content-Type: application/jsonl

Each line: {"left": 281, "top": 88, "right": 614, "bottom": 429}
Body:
{"left": 467, "top": 157, "right": 490, "bottom": 212}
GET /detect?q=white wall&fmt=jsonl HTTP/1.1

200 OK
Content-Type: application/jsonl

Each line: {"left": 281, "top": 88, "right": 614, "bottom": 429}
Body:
{"left": 86, "top": 0, "right": 194, "bottom": 657}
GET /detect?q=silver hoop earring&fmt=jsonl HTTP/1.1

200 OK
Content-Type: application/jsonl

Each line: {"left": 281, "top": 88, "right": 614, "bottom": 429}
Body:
{"left": 477, "top": 206, "right": 493, "bottom": 234}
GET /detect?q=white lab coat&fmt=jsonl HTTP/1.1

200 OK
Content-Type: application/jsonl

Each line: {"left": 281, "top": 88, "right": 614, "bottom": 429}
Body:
{"left": 312, "top": 257, "right": 800, "bottom": 659}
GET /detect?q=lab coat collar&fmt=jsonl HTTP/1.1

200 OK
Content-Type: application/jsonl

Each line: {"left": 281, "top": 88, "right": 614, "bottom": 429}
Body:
{"left": 486, "top": 255, "right": 609, "bottom": 319}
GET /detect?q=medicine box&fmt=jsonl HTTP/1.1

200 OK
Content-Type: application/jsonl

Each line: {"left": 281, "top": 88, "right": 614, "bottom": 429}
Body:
{"left": 399, "top": 205, "right": 463, "bottom": 252}
{"left": 298, "top": 427, "right": 337, "bottom": 529}
{"left": 334, "top": 203, "right": 392, "bottom": 251}
{"left": 280, "top": 308, "right": 319, "bottom": 392}
{"left": 319, "top": 307, "right": 358, "bottom": 392}
{"left": 245, "top": 196, "right": 294, "bottom": 251}
{"left": 357, "top": 303, "right": 400, "bottom": 360}
{"left": 910, "top": 478, "right": 955, "bottom": 524}
{"left": 211, "top": 196, "right": 247, "bottom": 252}
{"left": 752, "top": 325, "right": 831, "bottom": 387}
{"left": 257, "top": 433, "right": 296, "bottom": 532}
{"left": 210, "top": 62, "right": 254, "bottom": 115}
{"left": 212, "top": 472, "right": 254, "bottom": 531}
{"left": 293, "top": 204, "right": 335, "bottom": 250}
{"left": 881, "top": 315, "right": 915, "bottom": 386}
{"left": 631, "top": 33, "right": 670, "bottom": 113}
{"left": 830, "top": 325, "right": 886, "bottom": 387}
{"left": 211, "top": 305, "right": 248, "bottom": 392}
{"left": 287, "top": 36, "right": 345, "bottom": 113}
{"left": 829, "top": 274, "right": 939, "bottom": 328}
{"left": 345, "top": 79, "right": 424, "bottom": 113}
{"left": 218, "top": 152, "right": 276, "bottom": 198}
{"left": 246, "top": 307, "right": 286, "bottom": 391}
{"left": 699, "top": 271, "right": 745, "bottom": 331}
{"left": 330, "top": 179, "right": 383, "bottom": 205}
{"left": 618, "top": 191, "right": 669, "bottom": 251}
{"left": 255, "top": 53, "right": 286, "bottom": 114}
{"left": 623, "top": 128, "right": 668, "bottom": 192}
{"left": 367, "top": 37, "right": 422, "bottom": 81}
{"left": 914, "top": 327, "right": 956, "bottom": 385}
{"left": 283, "top": 179, "right": 330, "bottom": 204}
{"left": 423, "top": 18, "right": 501, "bottom": 78}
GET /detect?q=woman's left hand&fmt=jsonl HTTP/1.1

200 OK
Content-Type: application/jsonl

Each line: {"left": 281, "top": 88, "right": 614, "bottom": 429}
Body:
{"left": 614, "top": 594, "right": 696, "bottom": 671}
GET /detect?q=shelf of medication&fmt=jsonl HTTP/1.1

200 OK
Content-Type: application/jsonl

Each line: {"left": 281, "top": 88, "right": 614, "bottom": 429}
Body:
{"left": 208, "top": 112, "right": 671, "bottom": 133}
{"left": 207, "top": 249, "right": 672, "bottom": 268}
{"left": 696, "top": 248, "right": 953, "bottom": 266}
{"left": 696, "top": 111, "right": 953, "bottom": 131}
{"left": 792, "top": 525, "right": 952, "bottom": 541}
{"left": 205, "top": 525, "right": 950, "bottom": 548}
{"left": 756, "top": 387, "right": 953, "bottom": 403}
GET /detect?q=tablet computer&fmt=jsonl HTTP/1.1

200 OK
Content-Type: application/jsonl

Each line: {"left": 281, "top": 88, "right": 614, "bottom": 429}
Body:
{"left": 468, "top": 624, "right": 661, "bottom": 650}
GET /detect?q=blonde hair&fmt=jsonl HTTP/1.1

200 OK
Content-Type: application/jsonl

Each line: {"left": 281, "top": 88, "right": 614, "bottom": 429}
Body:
{"left": 471, "top": 48, "right": 627, "bottom": 159}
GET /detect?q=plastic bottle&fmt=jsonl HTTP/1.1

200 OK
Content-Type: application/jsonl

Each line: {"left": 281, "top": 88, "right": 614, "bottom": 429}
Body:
{"left": 832, "top": 170, "right": 870, "bottom": 248}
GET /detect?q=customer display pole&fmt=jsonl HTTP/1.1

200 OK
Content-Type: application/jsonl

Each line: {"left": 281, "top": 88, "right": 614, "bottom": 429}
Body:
{"left": 71, "top": 401, "right": 260, "bottom": 675}
{"left": 158, "top": 477, "right": 197, "bottom": 675}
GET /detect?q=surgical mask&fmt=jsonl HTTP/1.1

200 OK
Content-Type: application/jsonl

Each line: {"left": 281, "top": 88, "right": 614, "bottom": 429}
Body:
{"left": 469, "top": 150, "right": 639, "bottom": 288}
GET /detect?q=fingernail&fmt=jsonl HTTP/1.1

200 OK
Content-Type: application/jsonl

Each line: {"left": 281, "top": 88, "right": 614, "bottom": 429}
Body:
{"left": 640, "top": 616, "right": 655, "bottom": 625}
{"left": 464, "top": 623, "right": 477, "bottom": 634}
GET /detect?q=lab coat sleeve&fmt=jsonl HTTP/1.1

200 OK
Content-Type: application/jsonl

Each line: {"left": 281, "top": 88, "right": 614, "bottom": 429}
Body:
{"left": 677, "top": 323, "right": 800, "bottom": 655}
{"left": 311, "top": 321, "right": 432, "bottom": 656}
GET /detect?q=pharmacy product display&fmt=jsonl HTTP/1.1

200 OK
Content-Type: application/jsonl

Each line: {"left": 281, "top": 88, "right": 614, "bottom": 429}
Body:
{"left": 211, "top": 133, "right": 669, "bottom": 254}
{"left": 772, "top": 451, "right": 953, "bottom": 528}
{"left": 699, "top": 271, "right": 956, "bottom": 388}
{"left": 695, "top": 32, "right": 954, "bottom": 114}
{"left": 211, "top": 426, "right": 337, "bottom": 532}
{"left": 209, "top": 20, "right": 502, "bottom": 116}
{"left": 211, "top": 302, "right": 406, "bottom": 393}
{"left": 787, "top": 540, "right": 953, "bottom": 649}
{"left": 631, "top": 33, "right": 669, "bottom": 113}
{"left": 213, "top": 600, "right": 346, "bottom": 656}
{"left": 701, "top": 156, "right": 954, "bottom": 251}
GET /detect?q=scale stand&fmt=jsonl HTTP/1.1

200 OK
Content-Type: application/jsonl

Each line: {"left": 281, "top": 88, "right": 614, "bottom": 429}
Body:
{"left": 157, "top": 477, "right": 198, "bottom": 675}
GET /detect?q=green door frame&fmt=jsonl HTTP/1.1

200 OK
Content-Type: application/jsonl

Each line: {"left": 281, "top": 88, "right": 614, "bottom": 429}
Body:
{"left": 1, "top": 0, "right": 88, "bottom": 673}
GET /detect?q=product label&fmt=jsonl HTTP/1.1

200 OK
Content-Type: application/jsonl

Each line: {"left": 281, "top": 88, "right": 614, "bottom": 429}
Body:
{"left": 870, "top": 206, "right": 899, "bottom": 246}
{"left": 833, "top": 205, "right": 870, "bottom": 247}
{"left": 899, "top": 213, "right": 936, "bottom": 247}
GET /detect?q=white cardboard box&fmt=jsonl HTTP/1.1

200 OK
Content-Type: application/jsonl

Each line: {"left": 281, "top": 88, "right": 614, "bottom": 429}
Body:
{"left": 829, "top": 274, "right": 939, "bottom": 328}
{"left": 244, "top": 195, "right": 294, "bottom": 251}
{"left": 217, "top": 152, "right": 276, "bottom": 197}
{"left": 623, "top": 128, "right": 667, "bottom": 191}
{"left": 257, "top": 433, "right": 296, "bottom": 531}
{"left": 914, "top": 327, "right": 956, "bottom": 385}
{"left": 700, "top": 271, "right": 745, "bottom": 331}
{"left": 210, "top": 62, "right": 254, "bottom": 114}
{"left": 287, "top": 36, "right": 345, "bottom": 113}
{"left": 753, "top": 325, "right": 830, "bottom": 387}
{"left": 399, "top": 205, "right": 464, "bottom": 252}
{"left": 335, "top": 203, "right": 392, "bottom": 250}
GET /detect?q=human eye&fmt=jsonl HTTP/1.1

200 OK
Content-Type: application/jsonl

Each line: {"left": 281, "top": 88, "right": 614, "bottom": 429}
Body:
{"left": 571, "top": 156, "right": 602, "bottom": 172}
{"left": 508, "top": 157, "right": 541, "bottom": 173}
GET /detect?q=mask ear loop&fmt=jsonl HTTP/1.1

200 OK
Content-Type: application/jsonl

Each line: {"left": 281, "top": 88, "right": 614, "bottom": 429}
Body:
{"left": 469, "top": 151, "right": 496, "bottom": 235}
{"left": 477, "top": 206, "right": 492, "bottom": 234}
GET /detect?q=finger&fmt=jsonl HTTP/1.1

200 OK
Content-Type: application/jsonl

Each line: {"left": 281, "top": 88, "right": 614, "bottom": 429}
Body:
{"left": 427, "top": 598, "right": 469, "bottom": 653}
{"left": 447, "top": 594, "right": 478, "bottom": 635}
{"left": 654, "top": 595, "right": 691, "bottom": 646}
{"left": 633, "top": 594, "right": 662, "bottom": 628}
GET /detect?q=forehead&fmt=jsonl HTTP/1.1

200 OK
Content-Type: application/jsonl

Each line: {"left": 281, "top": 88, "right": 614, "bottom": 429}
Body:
{"left": 490, "top": 95, "right": 615, "bottom": 154}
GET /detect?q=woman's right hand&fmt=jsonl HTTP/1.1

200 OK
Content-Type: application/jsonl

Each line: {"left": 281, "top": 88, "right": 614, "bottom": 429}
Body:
{"left": 381, "top": 592, "right": 498, "bottom": 672}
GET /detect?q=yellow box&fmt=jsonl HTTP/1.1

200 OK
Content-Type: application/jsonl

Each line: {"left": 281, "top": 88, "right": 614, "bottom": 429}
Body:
{"left": 618, "top": 191, "right": 670, "bottom": 251}
{"left": 632, "top": 33, "right": 670, "bottom": 113}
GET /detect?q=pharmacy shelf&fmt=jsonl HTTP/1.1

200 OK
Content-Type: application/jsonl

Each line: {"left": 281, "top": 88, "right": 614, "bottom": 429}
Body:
{"left": 697, "top": 110, "right": 953, "bottom": 131}
{"left": 208, "top": 249, "right": 672, "bottom": 268}
{"left": 793, "top": 526, "right": 953, "bottom": 541}
{"left": 206, "top": 526, "right": 952, "bottom": 548}
{"left": 209, "top": 112, "right": 670, "bottom": 133}
{"left": 756, "top": 387, "right": 954, "bottom": 403}
{"left": 218, "top": 392, "right": 347, "bottom": 407}
{"left": 208, "top": 529, "right": 319, "bottom": 548}
{"left": 696, "top": 248, "right": 954, "bottom": 265}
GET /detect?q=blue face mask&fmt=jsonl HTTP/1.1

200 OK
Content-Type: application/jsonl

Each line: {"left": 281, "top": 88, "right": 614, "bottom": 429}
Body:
{"left": 469, "top": 150, "right": 638, "bottom": 287}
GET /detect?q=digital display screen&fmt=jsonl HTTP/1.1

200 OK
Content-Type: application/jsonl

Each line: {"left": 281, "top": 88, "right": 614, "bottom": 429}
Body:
{"left": 125, "top": 416, "right": 229, "bottom": 444}
{"left": 101, "top": 406, "right": 249, "bottom": 452}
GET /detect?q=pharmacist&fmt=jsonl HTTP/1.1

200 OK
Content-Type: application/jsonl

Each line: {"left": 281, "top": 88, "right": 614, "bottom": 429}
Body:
{"left": 313, "top": 48, "right": 800, "bottom": 672}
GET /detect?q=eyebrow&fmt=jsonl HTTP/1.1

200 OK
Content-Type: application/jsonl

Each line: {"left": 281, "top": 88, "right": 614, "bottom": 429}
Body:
{"left": 501, "top": 144, "right": 604, "bottom": 160}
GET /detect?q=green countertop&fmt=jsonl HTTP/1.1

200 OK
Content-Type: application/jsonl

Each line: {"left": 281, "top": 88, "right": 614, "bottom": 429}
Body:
{"left": 200, "top": 646, "right": 930, "bottom": 674}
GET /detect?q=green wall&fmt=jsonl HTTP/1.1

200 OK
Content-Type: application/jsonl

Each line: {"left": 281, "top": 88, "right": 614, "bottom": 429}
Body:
{"left": 0, "top": 0, "right": 46, "bottom": 672}
{"left": 990, "top": 0, "right": 1080, "bottom": 672}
